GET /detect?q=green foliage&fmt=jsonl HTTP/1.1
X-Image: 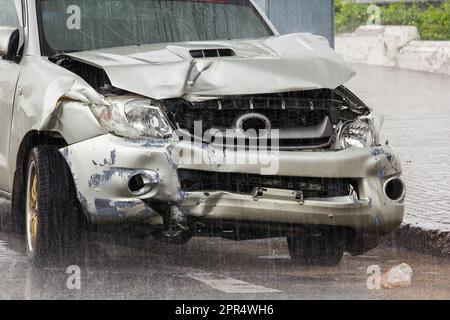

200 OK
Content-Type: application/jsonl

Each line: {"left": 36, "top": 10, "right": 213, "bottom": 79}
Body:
{"left": 418, "top": 1, "right": 450, "bottom": 40}
{"left": 380, "top": 2, "right": 422, "bottom": 26}
{"left": 335, "top": 0, "right": 368, "bottom": 34}
{"left": 335, "top": 0, "right": 450, "bottom": 41}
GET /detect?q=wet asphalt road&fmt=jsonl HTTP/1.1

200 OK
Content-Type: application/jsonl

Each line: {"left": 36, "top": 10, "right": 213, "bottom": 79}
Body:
{"left": 1, "top": 201, "right": 450, "bottom": 300}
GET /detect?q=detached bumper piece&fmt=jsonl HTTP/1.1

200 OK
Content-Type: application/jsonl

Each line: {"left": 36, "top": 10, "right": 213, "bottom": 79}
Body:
{"left": 181, "top": 190, "right": 372, "bottom": 226}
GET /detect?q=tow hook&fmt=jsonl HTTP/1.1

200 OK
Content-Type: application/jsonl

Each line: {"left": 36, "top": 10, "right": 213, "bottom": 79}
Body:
{"left": 157, "top": 205, "right": 192, "bottom": 244}
{"left": 168, "top": 205, "right": 189, "bottom": 232}
{"left": 294, "top": 190, "right": 304, "bottom": 205}
{"left": 252, "top": 187, "right": 267, "bottom": 201}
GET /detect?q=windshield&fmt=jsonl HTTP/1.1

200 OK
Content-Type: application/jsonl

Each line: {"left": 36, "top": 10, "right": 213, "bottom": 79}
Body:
{"left": 37, "top": 0, "right": 274, "bottom": 56}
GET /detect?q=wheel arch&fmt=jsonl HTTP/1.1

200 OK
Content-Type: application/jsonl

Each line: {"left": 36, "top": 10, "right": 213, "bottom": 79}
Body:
{"left": 11, "top": 130, "right": 69, "bottom": 234}
{"left": 15, "top": 131, "right": 68, "bottom": 171}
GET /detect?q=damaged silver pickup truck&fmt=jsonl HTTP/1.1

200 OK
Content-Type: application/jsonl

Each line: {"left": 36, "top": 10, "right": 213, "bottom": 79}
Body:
{"left": 0, "top": 0, "right": 405, "bottom": 266}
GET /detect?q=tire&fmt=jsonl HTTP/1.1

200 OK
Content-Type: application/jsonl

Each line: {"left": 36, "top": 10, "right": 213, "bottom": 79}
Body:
{"left": 11, "top": 167, "right": 26, "bottom": 234}
{"left": 24, "top": 145, "right": 82, "bottom": 266}
{"left": 287, "top": 227, "right": 345, "bottom": 266}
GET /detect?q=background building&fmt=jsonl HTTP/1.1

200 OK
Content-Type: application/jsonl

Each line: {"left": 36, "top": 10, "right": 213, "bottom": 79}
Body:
{"left": 254, "top": 0, "right": 335, "bottom": 47}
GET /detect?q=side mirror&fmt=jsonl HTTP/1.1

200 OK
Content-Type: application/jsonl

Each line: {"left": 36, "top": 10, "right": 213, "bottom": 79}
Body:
{"left": 0, "top": 27, "right": 20, "bottom": 61}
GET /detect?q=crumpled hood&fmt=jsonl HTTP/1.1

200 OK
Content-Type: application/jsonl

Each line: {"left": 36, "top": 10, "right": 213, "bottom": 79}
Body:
{"left": 64, "top": 33, "right": 356, "bottom": 101}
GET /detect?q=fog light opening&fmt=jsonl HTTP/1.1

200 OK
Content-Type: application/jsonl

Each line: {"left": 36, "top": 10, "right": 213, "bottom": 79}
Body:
{"left": 384, "top": 178, "right": 405, "bottom": 201}
{"left": 128, "top": 173, "right": 155, "bottom": 196}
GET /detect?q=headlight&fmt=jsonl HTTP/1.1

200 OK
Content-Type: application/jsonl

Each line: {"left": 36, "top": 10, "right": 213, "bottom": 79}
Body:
{"left": 90, "top": 97, "right": 173, "bottom": 139}
{"left": 339, "top": 119, "right": 374, "bottom": 149}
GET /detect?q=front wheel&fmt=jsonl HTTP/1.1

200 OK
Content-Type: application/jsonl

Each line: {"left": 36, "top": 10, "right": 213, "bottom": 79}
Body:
{"left": 287, "top": 227, "right": 345, "bottom": 266}
{"left": 25, "top": 146, "right": 83, "bottom": 266}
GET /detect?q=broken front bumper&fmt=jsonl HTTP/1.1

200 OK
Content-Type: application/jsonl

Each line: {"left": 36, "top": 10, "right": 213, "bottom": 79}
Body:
{"left": 60, "top": 134, "right": 405, "bottom": 234}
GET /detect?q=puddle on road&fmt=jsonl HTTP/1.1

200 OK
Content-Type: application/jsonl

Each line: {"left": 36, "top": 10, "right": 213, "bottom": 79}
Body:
{"left": 0, "top": 230, "right": 449, "bottom": 299}
{"left": 0, "top": 239, "right": 25, "bottom": 263}
{"left": 258, "top": 255, "right": 291, "bottom": 260}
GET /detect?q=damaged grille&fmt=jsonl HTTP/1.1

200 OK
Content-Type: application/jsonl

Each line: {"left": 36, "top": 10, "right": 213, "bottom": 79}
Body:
{"left": 181, "top": 108, "right": 327, "bottom": 131}
{"left": 166, "top": 90, "right": 342, "bottom": 150}
{"left": 178, "top": 169, "right": 357, "bottom": 199}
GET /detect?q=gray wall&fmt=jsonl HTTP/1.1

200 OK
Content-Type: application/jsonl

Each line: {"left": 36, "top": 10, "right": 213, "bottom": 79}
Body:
{"left": 254, "top": 0, "right": 335, "bottom": 47}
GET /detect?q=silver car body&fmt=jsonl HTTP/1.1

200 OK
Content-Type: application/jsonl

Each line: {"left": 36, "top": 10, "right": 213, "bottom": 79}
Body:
{"left": 0, "top": 0, "right": 404, "bottom": 237}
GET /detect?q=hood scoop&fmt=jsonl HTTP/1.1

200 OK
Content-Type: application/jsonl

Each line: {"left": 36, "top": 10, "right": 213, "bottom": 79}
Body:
{"left": 190, "top": 48, "right": 236, "bottom": 59}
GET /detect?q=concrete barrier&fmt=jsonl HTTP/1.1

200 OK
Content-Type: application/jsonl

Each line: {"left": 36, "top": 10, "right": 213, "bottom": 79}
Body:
{"left": 336, "top": 25, "right": 450, "bottom": 76}
{"left": 398, "top": 41, "right": 450, "bottom": 75}
{"left": 336, "top": 26, "right": 420, "bottom": 66}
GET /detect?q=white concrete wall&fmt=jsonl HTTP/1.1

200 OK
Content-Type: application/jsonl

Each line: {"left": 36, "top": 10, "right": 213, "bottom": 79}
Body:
{"left": 397, "top": 41, "right": 450, "bottom": 75}
{"left": 335, "top": 25, "right": 450, "bottom": 76}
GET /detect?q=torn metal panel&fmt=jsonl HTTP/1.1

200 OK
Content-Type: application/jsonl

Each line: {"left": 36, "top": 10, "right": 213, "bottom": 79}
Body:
{"left": 181, "top": 192, "right": 379, "bottom": 231}
{"left": 14, "top": 57, "right": 106, "bottom": 130}
{"left": 2, "top": 52, "right": 114, "bottom": 196}
{"left": 7, "top": 56, "right": 109, "bottom": 189}
{"left": 64, "top": 33, "right": 356, "bottom": 101}
{"left": 40, "top": 100, "right": 108, "bottom": 144}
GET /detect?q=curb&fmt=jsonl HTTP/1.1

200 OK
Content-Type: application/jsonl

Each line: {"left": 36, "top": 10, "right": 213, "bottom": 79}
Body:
{"left": 382, "top": 224, "right": 450, "bottom": 258}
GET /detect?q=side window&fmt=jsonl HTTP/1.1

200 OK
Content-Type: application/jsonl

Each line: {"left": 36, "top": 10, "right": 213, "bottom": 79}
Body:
{"left": 0, "top": 0, "right": 21, "bottom": 27}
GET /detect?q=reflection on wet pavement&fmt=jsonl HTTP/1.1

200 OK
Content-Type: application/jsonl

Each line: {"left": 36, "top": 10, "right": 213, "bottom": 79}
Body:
{"left": 1, "top": 227, "right": 450, "bottom": 300}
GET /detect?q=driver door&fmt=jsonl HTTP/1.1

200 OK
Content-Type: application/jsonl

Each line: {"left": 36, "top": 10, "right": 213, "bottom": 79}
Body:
{"left": 0, "top": 60, "right": 21, "bottom": 194}
{"left": 0, "top": 0, "right": 22, "bottom": 194}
